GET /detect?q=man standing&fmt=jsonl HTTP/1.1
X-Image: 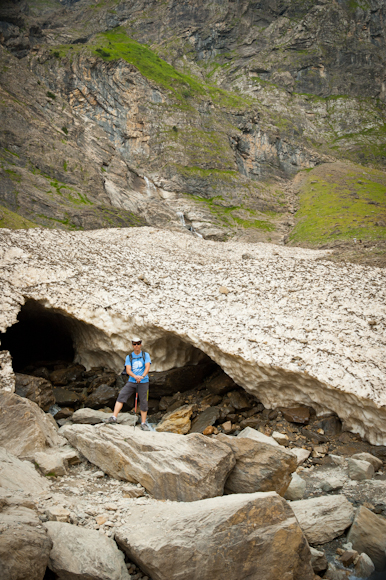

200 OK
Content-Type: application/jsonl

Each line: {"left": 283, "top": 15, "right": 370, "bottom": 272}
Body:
{"left": 108, "top": 338, "right": 151, "bottom": 430}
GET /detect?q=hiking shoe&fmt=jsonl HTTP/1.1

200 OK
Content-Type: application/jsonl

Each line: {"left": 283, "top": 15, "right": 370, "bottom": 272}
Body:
{"left": 107, "top": 416, "right": 117, "bottom": 424}
{"left": 140, "top": 422, "right": 150, "bottom": 431}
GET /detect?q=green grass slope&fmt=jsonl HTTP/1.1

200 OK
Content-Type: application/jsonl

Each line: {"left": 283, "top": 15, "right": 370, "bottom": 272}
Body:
{"left": 0, "top": 205, "right": 39, "bottom": 229}
{"left": 290, "top": 162, "right": 386, "bottom": 245}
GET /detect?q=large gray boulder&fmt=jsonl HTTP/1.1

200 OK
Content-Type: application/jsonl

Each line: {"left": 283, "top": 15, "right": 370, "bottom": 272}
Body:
{"left": 115, "top": 492, "right": 314, "bottom": 580}
{"left": 61, "top": 424, "right": 235, "bottom": 501}
{"left": 15, "top": 373, "right": 55, "bottom": 412}
{"left": 0, "top": 391, "right": 62, "bottom": 457}
{"left": 45, "top": 521, "right": 130, "bottom": 580}
{"left": 217, "top": 433, "right": 296, "bottom": 496}
{"left": 0, "top": 504, "right": 52, "bottom": 580}
{"left": 0, "top": 447, "right": 50, "bottom": 496}
{"left": 347, "top": 506, "right": 386, "bottom": 571}
{"left": 71, "top": 408, "right": 136, "bottom": 425}
{"left": 291, "top": 495, "right": 354, "bottom": 544}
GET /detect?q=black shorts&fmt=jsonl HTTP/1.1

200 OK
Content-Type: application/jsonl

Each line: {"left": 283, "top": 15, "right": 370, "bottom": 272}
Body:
{"left": 116, "top": 381, "right": 149, "bottom": 412}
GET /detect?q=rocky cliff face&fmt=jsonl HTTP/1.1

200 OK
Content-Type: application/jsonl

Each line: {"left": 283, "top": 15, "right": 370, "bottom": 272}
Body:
{"left": 0, "top": 0, "right": 385, "bottom": 243}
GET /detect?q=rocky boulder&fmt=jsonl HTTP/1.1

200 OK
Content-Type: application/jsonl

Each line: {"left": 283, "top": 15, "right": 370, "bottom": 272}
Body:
{"left": 156, "top": 404, "right": 194, "bottom": 434}
{"left": 61, "top": 424, "right": 235, "bottom": 501}
{"left": 115, "top": 492, "right": 314, "bottom": 580}
{"left": 0, "top": 391, "right": 63, "bottom": 457}
{"left": 71, "top": 408, "right": 136, "bottom": 425}
{"left": 190, "top": 406, "right": 221, "bottom": 433}
{"left": 205, "top": 369, "right": 237, "bottom": 395}
{"left": 32, "top": 450, "right": 68, "bottom": 477}
{"left": 148, "top": 361, "right": 217, "bottom": 398}
{"left": 45, "top": 521, "right": 130, "bottom": 580}
{"left": 351, "top": 453, "right": 383, "bottom": 472}
{"left": 14, "top": 373, "right": 55, "bottom": 412}
{"left": 0, "top": 447, "right": 50, "bottom": 496}
{"left": 217, "top": 433, "right": 296, "bottom": 496}
{"left": 291, "top": 495, "right": 354, "bottom": 544}
{"left": 227, "top": 390, "right": 250, "bottom": 410}
{"left": 347, "top": 457, "right": 374, "bottom": 481}
{"left": 347, "top": 506, "right": 386, "bottom": 571}
{"left": 84, "top": 385, "right": 118, "bottom": 409}
{"left": 53, "top": 387, "right": 83, "bottom": 407}
{"left": 49, "top": 364, "right": 85, "bottom": 386}
{"left": 0, "top": 504, "right": 52, "bottom": 580}
{"left": 281, "top": 407, "right": 310, "bottom": 424}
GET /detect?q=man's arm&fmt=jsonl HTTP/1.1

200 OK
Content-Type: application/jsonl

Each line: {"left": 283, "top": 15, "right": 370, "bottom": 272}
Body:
{"left": 140, "top": 362, "right": 151, "bottom": 380}
{"left": 126, "top": 365, "right": 140, "bottom": 379}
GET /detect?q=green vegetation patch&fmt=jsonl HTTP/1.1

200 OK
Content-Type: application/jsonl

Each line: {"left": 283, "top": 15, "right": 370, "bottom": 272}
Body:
{"left": 52, "top": 29, "right": 251, "bottom": 109}
{"left": 189, "top": 194, "right": 276, "bottom": 231}
{"left": 0, "top": 206, "right": 39, "bottom": 230}
{"left": 93, "top": 30, "right": 207, "bottom": 101}
{"left": 290, "top": 164, "right": 386, "bottom": 245}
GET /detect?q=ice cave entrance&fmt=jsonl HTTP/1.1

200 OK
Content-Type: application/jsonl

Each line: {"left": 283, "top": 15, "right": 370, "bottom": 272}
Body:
{"left": 1, "top": 299, "right": 75, "bottom": 372}
{"left": 0, "top": 298, "right": 214, "bottom": 377}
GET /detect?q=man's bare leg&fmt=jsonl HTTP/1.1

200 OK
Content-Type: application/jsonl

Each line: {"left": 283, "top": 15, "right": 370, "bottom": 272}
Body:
{"left": 140, "top": 410, "right": 147, "bottom": 424}
{"left": 113, "top": 401, "right": 124, "bottom": 418}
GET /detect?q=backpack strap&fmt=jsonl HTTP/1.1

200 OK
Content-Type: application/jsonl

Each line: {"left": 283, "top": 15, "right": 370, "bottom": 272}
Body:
{"left": 130, "top": 351, "right": 147, "bottom": 364}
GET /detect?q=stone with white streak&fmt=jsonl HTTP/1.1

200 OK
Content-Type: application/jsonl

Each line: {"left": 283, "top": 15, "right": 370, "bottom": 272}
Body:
{"left": 115, "top": 492, "right": 314, "bottom": 580}
{"left": 45, "top": 521, "right": 130, "bottom": 580}
{"left": 0, "top": 228, "right": 385, "bottom": 445}
{"left": 61, "top": 423, "right": 235, "bottom": 501}
{"left": 290, "top": 495, "right": 354, "bottom": 544}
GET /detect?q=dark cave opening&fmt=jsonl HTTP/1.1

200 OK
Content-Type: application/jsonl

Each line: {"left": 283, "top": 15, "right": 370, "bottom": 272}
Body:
{"left": 0, "top": 299, "right": 75, "bottom": 372}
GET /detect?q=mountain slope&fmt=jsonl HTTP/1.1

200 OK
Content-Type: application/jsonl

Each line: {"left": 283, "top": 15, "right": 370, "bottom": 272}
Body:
{"left": 0, "top": 0, "right": 385, "bottom": 250}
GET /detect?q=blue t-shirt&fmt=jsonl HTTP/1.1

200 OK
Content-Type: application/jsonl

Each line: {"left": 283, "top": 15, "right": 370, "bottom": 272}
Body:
{"left": 125, "top": 351, "right": 151, "bottom": 383}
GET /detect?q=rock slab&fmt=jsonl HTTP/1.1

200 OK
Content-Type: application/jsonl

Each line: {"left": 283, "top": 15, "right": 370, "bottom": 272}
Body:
{"left": 115, "top": 492, "right": 314, "bottom": 580}
{"left": 45, "top": 521, "right": 130, "bottom": 580}
{"left": 71, "top": 408, "right": 136, "bottom": 425}
{"left": 61, "top": 423, "right": 235, "bottom": 501}
{"left": 0, "top": 391, "right": 61, "bottom": 457}
{"left": 0, "top": 505, "right": 52, "bottom": 580}
{"left": 0, "top": 447, "right": 49, "bottom": 496}
{"left": 347, "top": 506, "right": 386, "bottom": 571}
{"left": 291, "top": 495, "right": 354, "bottom": 544}
{"left": 217, "top": 433, "right": 296, "bottom": 496}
